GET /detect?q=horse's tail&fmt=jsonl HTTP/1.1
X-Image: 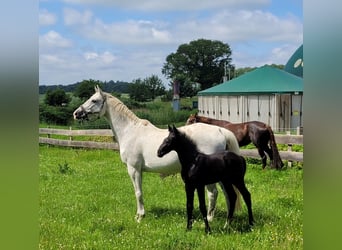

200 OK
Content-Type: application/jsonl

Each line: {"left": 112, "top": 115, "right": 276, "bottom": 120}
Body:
{"left": 233, "top": 154, "right": 247, "bottom": 212}
{"left": 219, "top": 128, "right": 240, "bottom": 155}
{"left": 267, "top": 126, "right": 284, "bottom": 169}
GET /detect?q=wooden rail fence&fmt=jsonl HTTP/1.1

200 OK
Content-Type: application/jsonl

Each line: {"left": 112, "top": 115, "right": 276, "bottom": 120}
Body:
{"left": 39, "top": 128, "right": 303, "bottom": 163}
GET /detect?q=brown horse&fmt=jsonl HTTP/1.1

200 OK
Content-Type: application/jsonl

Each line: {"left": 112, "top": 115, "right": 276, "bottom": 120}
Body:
{"left": 186, "top": 113, "right": 284, "bottom": 169}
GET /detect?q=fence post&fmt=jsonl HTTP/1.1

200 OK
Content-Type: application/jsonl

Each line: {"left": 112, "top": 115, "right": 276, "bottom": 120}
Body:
{"left": 286, "top": 131, "right": 293, "bottom": 167}
{"left": 47, "top": 126, "right": 50, "bottom": 138}
{"left": 69, "top": 127, "right": 72, "bottom": 141}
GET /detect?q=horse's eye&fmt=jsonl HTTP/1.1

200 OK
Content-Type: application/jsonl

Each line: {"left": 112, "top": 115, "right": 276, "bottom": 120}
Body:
{"left": 91, "top": 99, "right": 97, "bottom": 103}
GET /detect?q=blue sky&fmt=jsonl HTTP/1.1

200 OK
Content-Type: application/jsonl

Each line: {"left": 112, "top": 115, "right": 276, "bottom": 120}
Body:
{"left": 39, "top": 0, "right": 302, "bottom": 86}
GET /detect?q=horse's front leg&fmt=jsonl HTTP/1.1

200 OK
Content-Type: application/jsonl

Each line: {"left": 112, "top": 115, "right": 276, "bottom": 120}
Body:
{"left": 127, "top": 164, "right": 145, "bottom": 222}
{"left": 197, "top": 185, "right": 211, "bottom": 234}
{"left": 185, "top": 183, "right": 195, "bottom": 231}
{"left": 206, "top": 183, "right": 218, "bottom": 222}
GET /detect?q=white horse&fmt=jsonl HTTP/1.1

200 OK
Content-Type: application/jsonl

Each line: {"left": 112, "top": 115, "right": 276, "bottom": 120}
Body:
{"left": 73, "top": 86, "right": 241, "bottom": 222}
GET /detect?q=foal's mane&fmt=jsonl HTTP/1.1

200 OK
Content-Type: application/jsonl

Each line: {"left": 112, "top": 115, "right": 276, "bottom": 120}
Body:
{"left": 104, "top": 93, "right": 150, "bottom": 126}
{"left": 176, "top": 129, "right": 201, "bottom": 156}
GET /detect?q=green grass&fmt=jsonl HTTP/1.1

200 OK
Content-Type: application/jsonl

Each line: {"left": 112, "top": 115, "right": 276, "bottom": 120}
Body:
{"left": 39, "top": 145, "right": 303, "bottom": 249}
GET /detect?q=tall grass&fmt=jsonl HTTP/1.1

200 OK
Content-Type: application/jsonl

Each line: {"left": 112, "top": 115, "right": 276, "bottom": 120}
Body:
{"left": 39, "top": 145, "right": 303, "bottom": 249}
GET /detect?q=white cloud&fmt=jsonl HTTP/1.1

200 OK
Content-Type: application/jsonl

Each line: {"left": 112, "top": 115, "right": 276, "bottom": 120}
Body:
{"left": 39, "top": 9, "right": 57, "bottom": 26}
{"left": 174, "top": 10, "right": 302, "bottom": 44}
{"left": 64, "top": 8, "right": 93, "bottom": 25}
{"left": 40, "top": 54, "right": 65, "bottom": 65}
{"left": 64, "top": 9, "right": 172, "bottom": 45}
{"left": 83, "top": 51, "right": 116, "bottom": 64}
{"left": 84, "top": 52, "right": 98, "bottom": 60}
{"left": 39, "top": 30, "right": 73, "bottom": 49}
{"left": 61, "top": 8, "right": 301, "bottom": 48}
{"left": 62, "top": 0, "right": 270, "bottom": 11}
{"left": 101, "top": 51, "right": 116, "bottom": 64}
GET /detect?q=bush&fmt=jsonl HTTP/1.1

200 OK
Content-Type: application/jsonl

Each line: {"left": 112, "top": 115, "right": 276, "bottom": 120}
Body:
{"left": 39, "top": 103, "right": 79, "bottom": 126}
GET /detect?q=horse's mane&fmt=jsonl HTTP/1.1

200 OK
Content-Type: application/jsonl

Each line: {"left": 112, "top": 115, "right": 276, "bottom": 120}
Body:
{"left": 104, "top": 93, "right": 150, "bottom": 126}
{"left": 197, "top": 115, "right": 232, "bottom": 125}
{"left": 177, "top": 129, "right": 201, "bottom": 156}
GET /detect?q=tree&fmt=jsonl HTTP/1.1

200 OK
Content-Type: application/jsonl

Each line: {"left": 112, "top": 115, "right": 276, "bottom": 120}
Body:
{"left": 170, "top": 75, "right": 199, "bottom": 98}
{"left": 128, "top": 78, "right": 150, "bottom": 102}
{"left": 74, "top": 79, "right": 103, "bottom": 99}
{"left": 144, "top": 75, "right": 166, "bottom": 100}
{"left": 162, "top": 39, "right": 234, "bottom": 90}
{"left": 44, "top": 88, "right": 70, "bottom": 106}
{"left": 128, "top": 75, "right": 166, "bottom": 102}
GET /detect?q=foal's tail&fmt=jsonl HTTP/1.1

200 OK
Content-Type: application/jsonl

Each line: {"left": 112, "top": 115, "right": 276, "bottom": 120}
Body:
{"left": 267, "top": 126, "right": 284, "bottom": 169}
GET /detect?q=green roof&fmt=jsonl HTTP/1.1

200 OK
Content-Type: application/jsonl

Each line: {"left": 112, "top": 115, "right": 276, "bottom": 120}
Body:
{"left": 284, "top": 44, "right": 303, "bottom": 77}
{"left": 198, "top": 65, "right": 303, "bottom": 96}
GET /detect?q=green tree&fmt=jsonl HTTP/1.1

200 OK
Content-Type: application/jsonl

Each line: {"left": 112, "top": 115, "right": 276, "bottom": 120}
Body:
{"left": 44, "top": 88, "right": 70, "bottom": 106}
{"left": 74, "top": 79, "right": 103, "bottom": 99}
{"left": 128, "top": 78, "right": 150, "bottom": 102}
{"left": 144, "top": 75, "right": 166, "bottom": 100}
{"left": 128, "top": 75, "right": 166, "bottom": 102}
{"left": 170, "top": 75, "right": 199, "bottom": 98}
{"left": 162, "top": 39, "right": 234, "bottom": 90}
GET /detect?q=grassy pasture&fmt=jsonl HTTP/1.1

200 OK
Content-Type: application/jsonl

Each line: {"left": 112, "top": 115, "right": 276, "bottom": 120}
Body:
{"left": 39, "top": 145, "right": 303, "bottom": 249}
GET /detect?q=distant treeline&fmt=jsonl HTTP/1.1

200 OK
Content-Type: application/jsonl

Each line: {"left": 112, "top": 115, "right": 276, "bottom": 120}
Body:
{"left": 39, "top": 80, "right": 131, "bottom": 94}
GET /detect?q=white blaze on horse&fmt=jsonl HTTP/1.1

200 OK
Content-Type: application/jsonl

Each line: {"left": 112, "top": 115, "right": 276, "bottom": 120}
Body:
{"left": 73, "top": 86, "right": 241, "bottom": 222}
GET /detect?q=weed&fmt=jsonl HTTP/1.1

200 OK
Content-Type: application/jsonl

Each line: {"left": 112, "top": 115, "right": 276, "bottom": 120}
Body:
{"left": 58, "top": 161, "right": 74, "bottom": 174}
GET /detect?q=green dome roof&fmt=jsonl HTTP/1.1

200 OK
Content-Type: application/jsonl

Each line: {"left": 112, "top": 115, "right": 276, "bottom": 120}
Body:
{"left": 284, "top": 44, "right": 303, "bottom": 77}
{"left": 198, "top": 65, "right": 303, "bottom": 96}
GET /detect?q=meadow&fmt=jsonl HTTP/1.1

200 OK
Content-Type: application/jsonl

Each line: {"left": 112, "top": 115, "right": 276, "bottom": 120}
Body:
{"left": 39, "top": 145, "right": 303, "bottom": 249}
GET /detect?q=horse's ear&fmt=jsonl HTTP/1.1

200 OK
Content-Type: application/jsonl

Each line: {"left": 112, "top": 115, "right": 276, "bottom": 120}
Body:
{"left": 95, "top": 85, "right": 103, "bottom": 93}
{"left": 172, "top": 124, "right": 179, "bottom": 134}
{"left": 168, "top": 125, "right": 172, "bottom": 132}
{"left": 95, "top": 85, "right": 105, "bottom": 97}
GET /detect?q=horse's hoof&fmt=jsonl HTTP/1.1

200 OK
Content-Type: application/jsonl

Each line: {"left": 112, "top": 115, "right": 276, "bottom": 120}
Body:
{"left": 207, "top": 214, "right": 214, "bottom": 222}
{"left": 135, "top": 214, "right": 145, "bottom": 223}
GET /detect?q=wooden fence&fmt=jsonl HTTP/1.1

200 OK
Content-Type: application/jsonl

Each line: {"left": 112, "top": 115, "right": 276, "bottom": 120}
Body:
{"left": 39, "top": 128, "right": 303, "bottom": 163}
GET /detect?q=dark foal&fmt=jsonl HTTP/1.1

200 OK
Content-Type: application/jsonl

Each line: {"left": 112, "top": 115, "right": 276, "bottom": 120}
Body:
{"left": 157, "top": 125, "right": 254, "bottom": 233}
{"left": 186, "top": 113, "right": 284, "bottom": 169}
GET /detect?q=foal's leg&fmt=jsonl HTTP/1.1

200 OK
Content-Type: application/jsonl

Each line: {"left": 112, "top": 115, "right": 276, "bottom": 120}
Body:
{"left": 233, "top": 181, "right": 254, "bottom": 226}
{"left": 221, "top": 182, "right": 237, "bottom": 228}
{"left": 197, "top": 185, "right": 211, "bottom": 234}
{"left": 185, "top": 183, "right": 195, "bottom": 231}
{"left": 206, "top": 183, "right": 218, "bottom": 221}
{"left": 127, "top": 164, "right": 145, "bottom": 222}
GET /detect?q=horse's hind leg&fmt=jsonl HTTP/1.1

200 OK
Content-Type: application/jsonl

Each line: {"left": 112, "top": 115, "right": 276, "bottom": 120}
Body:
{"left": 221, "top": 182, "right": 237, "bottom": 227}
{"left": 263, "top": 145, "right": 274, "bottom": 168}
{"left": 197, "top": 185, "right": 211, "bottom": 233}
{"left": 206, "top": 183, "right": 218, "bottom": 222}
{"left": 127, "top": 164, "right": 145, "bottom": 222}
{"left": 257, "top": 147, "right": 267, "bottom": 169}
{"left": 233, "top": 181, "right": 254, "bottom": 226}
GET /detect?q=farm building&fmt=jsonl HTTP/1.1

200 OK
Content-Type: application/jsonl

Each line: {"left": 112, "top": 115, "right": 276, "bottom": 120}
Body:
{"left": 284, "top": 44, "right": 303, "bottom": 78}
{"left": 197, "top": 64, "right": 303, "bottom": 132}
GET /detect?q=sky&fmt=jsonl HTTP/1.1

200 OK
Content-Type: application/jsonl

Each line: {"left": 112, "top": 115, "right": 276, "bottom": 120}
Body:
{"left": 39, "top": 0, "right": 302, "bottom": 86}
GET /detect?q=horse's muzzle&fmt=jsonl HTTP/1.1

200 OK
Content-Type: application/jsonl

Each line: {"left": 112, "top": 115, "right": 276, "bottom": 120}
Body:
{"left": 157, "top": 149, "right": 165, "bottom": 158}
{"left": 73, "top": 108, "right": 87, "bottom": 120}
